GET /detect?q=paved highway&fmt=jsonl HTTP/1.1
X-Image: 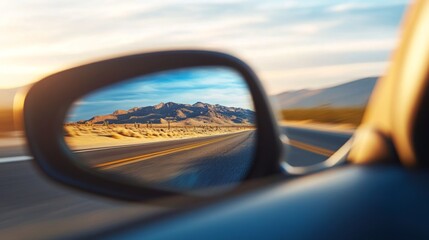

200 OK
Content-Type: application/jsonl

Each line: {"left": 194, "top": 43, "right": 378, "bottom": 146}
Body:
{"left": 77, "top": 131, "right": 256, "bottom": 190}
{"left": 0, "top": 126, "right": 353, "bottom": 238}
{"left": 283, "top": 125, "right": 353, "bottom": 166}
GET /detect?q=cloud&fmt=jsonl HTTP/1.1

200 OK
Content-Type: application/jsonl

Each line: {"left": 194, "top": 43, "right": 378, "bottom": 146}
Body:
{"left": 328, "top": 3, "right": 369, "bottom": 12}
{"left": 328, "top": 1, "right": 409, "bottom": 13}
{"left": 0, "top": 0, "right": 409, "bottom": 92}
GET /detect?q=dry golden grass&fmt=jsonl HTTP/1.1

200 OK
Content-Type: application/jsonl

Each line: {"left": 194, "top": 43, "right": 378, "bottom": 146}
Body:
{"left": 64, "top": 124, "right": 253, "bottom": 150}
{"left": 281, "top": 107, "right": 365, "bottom": 127}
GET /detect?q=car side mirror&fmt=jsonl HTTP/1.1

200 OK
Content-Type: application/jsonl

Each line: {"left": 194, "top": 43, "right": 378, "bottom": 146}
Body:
{"left": 23, "top": 50, "right": 282, "bottom": 202}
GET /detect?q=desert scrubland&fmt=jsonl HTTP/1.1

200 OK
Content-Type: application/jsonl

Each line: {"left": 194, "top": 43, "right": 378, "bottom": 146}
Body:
{"left": 64, "top": 124, "right": 254, "bottom": 150}
{"left": 281, "top": 107, "right": 364, "bottom": 127}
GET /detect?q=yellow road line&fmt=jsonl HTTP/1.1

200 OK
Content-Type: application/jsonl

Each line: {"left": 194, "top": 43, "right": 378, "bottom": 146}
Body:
{"left": 288, "top": 140, "right": 335, "bottom": 157}
{"left": 95, "top": 134, "right": 239, "bottom": 170}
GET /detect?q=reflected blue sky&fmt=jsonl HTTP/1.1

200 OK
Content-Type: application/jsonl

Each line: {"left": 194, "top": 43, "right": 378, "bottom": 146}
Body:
{"left": 67, "top": 67, "right": 253, "bottom": 122}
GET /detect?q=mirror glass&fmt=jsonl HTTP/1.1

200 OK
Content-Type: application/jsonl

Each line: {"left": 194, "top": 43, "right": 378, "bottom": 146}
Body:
{"left": 64, "top": 67, "right": 256, "bottom": 193}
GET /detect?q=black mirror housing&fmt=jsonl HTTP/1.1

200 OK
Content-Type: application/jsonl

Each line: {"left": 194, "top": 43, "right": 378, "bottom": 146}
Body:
{"left": 23, "top": 50, "right": 282, "bottom": 202}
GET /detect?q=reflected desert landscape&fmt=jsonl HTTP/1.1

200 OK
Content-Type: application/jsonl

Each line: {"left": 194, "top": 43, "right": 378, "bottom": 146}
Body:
{"left": 65, "top": 101, "right": 255, "bottom": 150}
{"left": 61, "top": 67, "right": 258, "bottom": 191}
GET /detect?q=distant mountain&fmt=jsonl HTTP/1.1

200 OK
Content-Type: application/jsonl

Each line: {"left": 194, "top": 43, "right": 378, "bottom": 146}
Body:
{"left": 78, "top": 102, "right": 255, "bottom": 125}
{"left": 273, "top": 77, "right": 378, "bottom": 109}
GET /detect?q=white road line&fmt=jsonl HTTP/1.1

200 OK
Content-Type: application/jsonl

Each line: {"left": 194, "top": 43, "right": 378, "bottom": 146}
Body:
{"left": 0, "top": 155, "right": 32, "bottom": 163}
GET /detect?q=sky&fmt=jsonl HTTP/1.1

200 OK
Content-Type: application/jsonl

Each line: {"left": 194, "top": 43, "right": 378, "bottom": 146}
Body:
{"left": 67, "top": 67, "right": 253, "bottom": 122}
{"left": 0, "top": 0, "right": 409, "bottom": 94}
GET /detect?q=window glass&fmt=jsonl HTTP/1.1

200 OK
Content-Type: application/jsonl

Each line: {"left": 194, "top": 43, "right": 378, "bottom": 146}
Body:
{"left": 0, "top": 0, "right": 409, "bottom": 237}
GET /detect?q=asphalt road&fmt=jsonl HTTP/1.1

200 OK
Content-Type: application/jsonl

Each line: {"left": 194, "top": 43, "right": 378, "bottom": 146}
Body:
{"left": 283, "top": 125, "right": 353, "bottom": 167}
{"left": 0, "top": 126, "right": 352, "bottom": 239}
{"left": 77, "top": 131, "right": 256, "bottom": 191}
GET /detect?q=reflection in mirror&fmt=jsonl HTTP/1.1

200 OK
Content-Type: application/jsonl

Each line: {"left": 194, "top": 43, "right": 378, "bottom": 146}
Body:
{"left": 64, "top": 67, "right": 256, "bottom": 193}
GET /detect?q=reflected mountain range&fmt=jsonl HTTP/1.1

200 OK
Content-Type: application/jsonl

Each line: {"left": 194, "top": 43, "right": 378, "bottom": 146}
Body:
{"left": 75, "top": 102, "right": 256, "bottom": 125}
